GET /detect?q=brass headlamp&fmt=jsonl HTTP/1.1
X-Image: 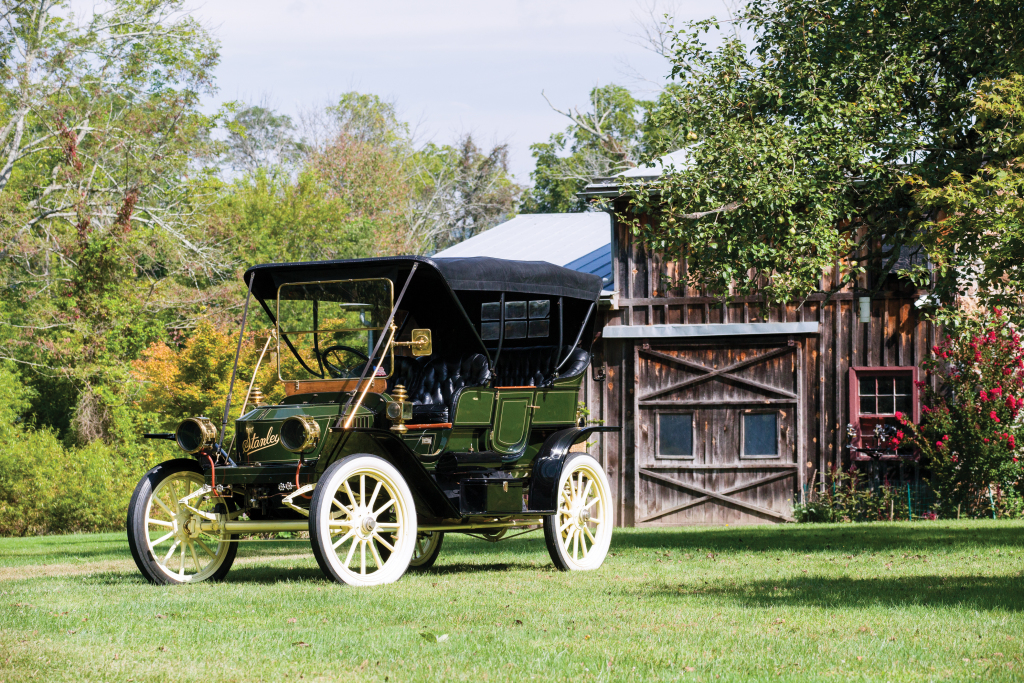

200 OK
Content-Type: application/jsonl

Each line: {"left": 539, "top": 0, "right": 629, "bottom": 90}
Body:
{"left": 281, "top": 415, "right": 322, "bottom": 453}
{"left": 175, "top": 417, "right": 217, "bottom": 454}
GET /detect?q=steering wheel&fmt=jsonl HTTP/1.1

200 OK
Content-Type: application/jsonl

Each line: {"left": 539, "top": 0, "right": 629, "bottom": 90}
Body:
{"left": 319, "top": 345, "right": 371, "bottom": 378}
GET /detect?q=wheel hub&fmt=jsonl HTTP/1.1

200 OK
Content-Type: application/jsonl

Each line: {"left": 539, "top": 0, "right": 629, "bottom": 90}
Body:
{"left": 360, "top": 516, "right": 377, "bottom": 535}
{"left": 579, "top": 508, "right": 591, "bottom": 524}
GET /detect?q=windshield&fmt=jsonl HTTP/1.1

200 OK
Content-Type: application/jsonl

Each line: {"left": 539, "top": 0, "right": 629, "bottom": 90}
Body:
{"left": 276, "top": 278, "right": 393, "bottom": 380}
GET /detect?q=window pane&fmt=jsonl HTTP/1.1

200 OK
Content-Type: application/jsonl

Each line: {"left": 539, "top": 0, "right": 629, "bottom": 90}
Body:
{"left": 859, "top": 377, "right": 875, "bottom": 396}
{"left": 895, "top": 376, "right": 912, "bottom": 395}
{"left": 659, "top": 414, "right": 693, "bottom": 456}
{"left": 528, "top": 320, "right": 549, "bottom": 338}
{"left": 743, "top": 413, "right": 778, "bottom": 456}
{"left": 877, "top": 376, "right": 894, "bottom": 394}
{"left": 504, "top": 320, "right": 527, "bottom": 339}
{"left": 878, "top": 396, "right": 895, "bottom": 414}
{"left": 529, "top": 300, "right": 550, "bottom": 319}
{"left": 480, "top": 322, "right": 501, "bottom": 340}
{"left": 896, "top": 395, "right": 911, "bottom": 413}
{"left": 505, "top": 301, "right": 527, "bottom": 320}
{"left": 860, "top": 396, "right": 876, "bottom": 414}
{"left": 481, "top": 302, "right": 501, "bottom": 321}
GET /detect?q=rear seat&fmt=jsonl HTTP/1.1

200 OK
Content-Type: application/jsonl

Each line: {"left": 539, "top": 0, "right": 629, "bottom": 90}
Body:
{"left": 387, "top": 354, "right": 491, "bottom": 424}
{"left": 493, "top": 346, "right": 590, "bottom": 388}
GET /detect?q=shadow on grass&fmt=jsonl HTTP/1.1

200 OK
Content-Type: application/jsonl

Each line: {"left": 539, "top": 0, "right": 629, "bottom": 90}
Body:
{"left": 657, "top": 573, "right": 1024, "bottom": 612}
{"left": 613, "top": 523, "right": 1024, "bottom": 555}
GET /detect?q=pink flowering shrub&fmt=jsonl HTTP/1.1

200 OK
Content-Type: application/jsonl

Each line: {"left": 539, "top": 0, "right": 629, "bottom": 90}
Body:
{"left": 900, "top": 308, "right": 1024, "bottom": 517}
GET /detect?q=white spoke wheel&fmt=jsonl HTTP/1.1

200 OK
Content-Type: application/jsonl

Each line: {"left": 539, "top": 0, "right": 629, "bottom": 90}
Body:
{"left": 408, "top": 531, "right": 444, "bottom": 571}
{"left": 127, "top": 459, "right": 238, "bottom": 585}
{"left": 543, "top": 454, "right": 613, "bottom": 571}
{"left": 309, "top": 455, "right": 417, "bottom": 586}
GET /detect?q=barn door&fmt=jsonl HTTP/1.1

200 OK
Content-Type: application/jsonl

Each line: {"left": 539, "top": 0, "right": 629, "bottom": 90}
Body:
{"left": 635, "top": 340, "right": 802, "bottom": 525}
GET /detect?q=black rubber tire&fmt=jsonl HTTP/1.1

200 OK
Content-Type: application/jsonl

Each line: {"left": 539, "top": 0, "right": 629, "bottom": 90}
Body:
{"left": 126, "top": 458, "right": 238, "bottom": 585}
{"left": 408, "top": 532, "right": 444, "bottom": 571}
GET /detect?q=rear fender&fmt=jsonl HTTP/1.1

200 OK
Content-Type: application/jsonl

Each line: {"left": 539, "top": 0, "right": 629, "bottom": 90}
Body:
{"left": 319, "top": 428, "right": 460, "bottom": 519}
{"left": 527, "top": 426, "right": 619, "bottom": 513}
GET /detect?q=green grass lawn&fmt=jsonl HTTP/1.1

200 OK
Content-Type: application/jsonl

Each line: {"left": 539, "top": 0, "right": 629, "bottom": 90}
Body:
{"left": 1, "top": 520, "right": 1022, "bottom": 682}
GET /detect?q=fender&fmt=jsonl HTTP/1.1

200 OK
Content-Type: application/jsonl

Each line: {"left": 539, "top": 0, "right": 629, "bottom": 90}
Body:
{"left": 527, "top": 426, "right": 620, "bottom": 513}
{"left": 319, "top": 428, "right": 461, "bottom": 519}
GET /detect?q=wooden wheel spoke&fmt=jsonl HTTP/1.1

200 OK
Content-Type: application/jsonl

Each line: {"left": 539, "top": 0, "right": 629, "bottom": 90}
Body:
{"left": 343, "top": 535, "right": 359, "bottom": 566}
{"left": 367, "top": 480, "right": 382, "bottom": 512}
{"left": 178, "top": 544, "right": 186, "bottom": 576}
{"left": 368, "top": 538, "right": 385, "bottom": 569}
{"left": 148, "top": 518, "right": 173, "bottom": 529}
{"left": 343, "top": 480, "right": 358, "bottom": 508}
{"left": 153, "top": 495, "right": 175, "bottom": 518}
{"left": 581, "top": 479, "right": 593, "bottom": 505}
{"left": 374, "top": 533, "right": 395, "bottom": 552}
{"left": 151, "top": 530, "right": 175, "bottom": 546}
{"left": 332, "top": 529, "right": 356, "bottom": 550}
{"left": 372, "top": 498, "right": 395, "bottom": 517}
{"left": 375, "top": 521, "right": 400, "bottom": 530}
{"left": 162, "top": 540, "right": 180, "bottom": 565}
{"left": 195, "top": 538, "right": 217, "bottom": 559}
{"left": 558, "top": 517, "right": 574, "bottom": 533}
{"left": 584, "top": 497, "right": 600, "bottom": 511}
{"left": 190, "top": 542, "right": 202, "bottom": 572}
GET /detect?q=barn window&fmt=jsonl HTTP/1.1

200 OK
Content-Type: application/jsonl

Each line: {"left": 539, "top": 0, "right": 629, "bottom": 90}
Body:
{"left": 657, "top": 413, "right": 693, "bottom": 458}
{"left": 848, "top": 366, "right": 919, "bottom": 448}
{"left": 742, "top": 412, "right": 778, "bottom": 457}
{"left": 858, "top": 374, "right": 912, "bottom": 415}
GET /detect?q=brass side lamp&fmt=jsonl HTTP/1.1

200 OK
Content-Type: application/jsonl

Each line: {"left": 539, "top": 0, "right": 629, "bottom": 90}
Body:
{"left": 386, "top": 384, "right": 413, "bottom": 433}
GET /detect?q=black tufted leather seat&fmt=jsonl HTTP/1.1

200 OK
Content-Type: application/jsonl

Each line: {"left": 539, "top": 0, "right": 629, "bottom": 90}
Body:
{"left": 386, "top": 353, "right": 491, "bottom": 424}
{"left": 494, "top": 346, "right": 590, "bottom": 388}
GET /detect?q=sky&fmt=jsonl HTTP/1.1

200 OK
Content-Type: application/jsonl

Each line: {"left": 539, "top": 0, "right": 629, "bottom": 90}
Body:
{"left": 185, "top": 0, "right": 729, "bottom": 183}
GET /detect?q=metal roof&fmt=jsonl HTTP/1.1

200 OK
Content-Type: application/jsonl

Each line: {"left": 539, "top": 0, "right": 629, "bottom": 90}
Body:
{"left": 433, "top": 213, "right": 613, "bottom": 289}
{"left": 603, "top": 322, "right": 820, "bottom": 339}
{"left": 579, "top": 147, "right": 695, "bottom": 198}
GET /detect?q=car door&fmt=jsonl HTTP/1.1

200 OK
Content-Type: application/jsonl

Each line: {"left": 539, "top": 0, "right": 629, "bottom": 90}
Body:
{"left": 490, "top": 389, "right": 534, "bottom": 455}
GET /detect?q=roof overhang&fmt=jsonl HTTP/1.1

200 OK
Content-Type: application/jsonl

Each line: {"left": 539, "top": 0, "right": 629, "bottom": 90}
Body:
{"left": 602, "top": 322, "right": 820, "bottom": 339}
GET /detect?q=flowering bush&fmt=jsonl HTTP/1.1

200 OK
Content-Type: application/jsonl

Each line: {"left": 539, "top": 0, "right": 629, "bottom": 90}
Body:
{"left": 900, "top": 308, "right": 1024, "bottom": 517}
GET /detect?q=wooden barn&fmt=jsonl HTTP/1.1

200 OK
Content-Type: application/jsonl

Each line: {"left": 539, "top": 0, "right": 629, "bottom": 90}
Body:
{"left": 575, "top": 154, "right": 938, "bottom": 527}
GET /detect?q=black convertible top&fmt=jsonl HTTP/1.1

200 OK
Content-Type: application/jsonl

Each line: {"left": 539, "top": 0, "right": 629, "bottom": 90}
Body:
{"left": 243, "top": 256, "right": 603, "bottom": 302}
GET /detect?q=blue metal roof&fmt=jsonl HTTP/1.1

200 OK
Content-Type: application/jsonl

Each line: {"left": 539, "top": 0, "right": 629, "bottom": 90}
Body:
{"left": 433, "top": 213, "right": 613, "bottom": 290}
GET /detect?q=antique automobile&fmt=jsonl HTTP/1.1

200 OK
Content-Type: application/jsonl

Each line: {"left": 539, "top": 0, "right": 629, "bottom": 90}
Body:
{"left": 127, "top": 256, "right": 616, "bottom": 586}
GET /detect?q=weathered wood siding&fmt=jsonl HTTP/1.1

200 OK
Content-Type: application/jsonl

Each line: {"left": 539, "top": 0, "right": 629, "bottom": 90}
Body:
{"left": 580, "top": 219, "right": 936, "bottom": 527}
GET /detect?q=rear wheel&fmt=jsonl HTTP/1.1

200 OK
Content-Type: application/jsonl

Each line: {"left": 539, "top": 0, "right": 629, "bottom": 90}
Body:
{"left": 408, "top": 531, "right": 444, "bottom": 570}
{"left": 126, "top": 459, "right": 238, "bottom": 585}
{"left": 309, "top": 455, "right": 417, "bottom": 586}
{"left": 543, "top": 454, "right": 613, "bottom": 571}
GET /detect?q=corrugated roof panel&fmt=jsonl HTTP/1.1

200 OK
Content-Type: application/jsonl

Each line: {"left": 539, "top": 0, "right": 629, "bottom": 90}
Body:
{"left": 433, "top": 213, "right": 613, "bottom": 289}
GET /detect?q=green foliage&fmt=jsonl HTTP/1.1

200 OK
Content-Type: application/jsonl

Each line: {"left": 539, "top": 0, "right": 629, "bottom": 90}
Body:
{"left": 628, "top": 1, "right": 1024, "bottom": 305}
{"left": 793, "top": 467, "right": 930, "bottom": 523}
{"left": 0, "top": 365, "right": 156, "bottom": 536}
{"left": 898, "top": 308, "right": 1024, "bottom": 517}
{"left": 211, "top": 167, "right": 373, "bottom": 264}
{"left": 524, "top": 85, "right": 663, "bottom": 214}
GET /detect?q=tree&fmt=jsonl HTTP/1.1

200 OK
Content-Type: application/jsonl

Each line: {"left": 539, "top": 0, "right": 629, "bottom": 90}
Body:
{"left": 410, "top": 134, "right": 522, "bottom": 252}
{"left": 0, "top": 0, "right": 222, "bottom": 441}
{"left": 524, "top": 85, "right": 659, "bottom": 213}
{"left": 223, "top": 101, "right": 301, "bottom": 173}
{"left": 626, "top": 1, "right": 1024, "bottom": 306}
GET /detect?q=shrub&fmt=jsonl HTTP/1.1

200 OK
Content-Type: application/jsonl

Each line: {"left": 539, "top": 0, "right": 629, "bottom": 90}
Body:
{"left": 794, "top": 466, "right": 928, "bottom": 523}
{"left": 899, "top": 308, "right": 1024, "bottom": 518}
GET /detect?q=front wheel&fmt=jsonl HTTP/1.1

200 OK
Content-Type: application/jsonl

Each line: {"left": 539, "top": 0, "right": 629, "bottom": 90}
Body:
{"left": 543, "top": 454, "right": 614, "bottom": 571}
{"left": 309, "top": 455, "right": 417, "bottom": 586}
{"left": 126, "top": 459, "right": 238, "bottom": 585}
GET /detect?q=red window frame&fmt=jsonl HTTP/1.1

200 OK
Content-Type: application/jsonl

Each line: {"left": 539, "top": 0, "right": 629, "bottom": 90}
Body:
{"left": 848, "top": 366, "right": 919, "bottom": 449}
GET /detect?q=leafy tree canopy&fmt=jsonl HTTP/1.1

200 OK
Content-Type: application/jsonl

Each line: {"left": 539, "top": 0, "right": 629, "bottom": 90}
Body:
{"left": 523, "top": 85, "right": 669, "bottom": 213}
{"left": 625, "top": 0, "right": 1024, "bottom": 308}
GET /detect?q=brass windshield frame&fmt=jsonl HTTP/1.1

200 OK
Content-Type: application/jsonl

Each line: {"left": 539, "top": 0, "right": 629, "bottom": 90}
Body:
{"left": 276, "top": 277, "right": 395, "bottom": 382}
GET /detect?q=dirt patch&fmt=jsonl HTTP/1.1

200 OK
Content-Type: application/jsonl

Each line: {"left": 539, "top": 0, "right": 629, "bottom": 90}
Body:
{"left": 0, "top": 553, "right": 314, "bottom": 582}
